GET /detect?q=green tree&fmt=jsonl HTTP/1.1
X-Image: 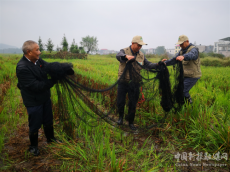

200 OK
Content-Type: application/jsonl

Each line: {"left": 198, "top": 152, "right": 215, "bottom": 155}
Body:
{"left": 45, "top": 38, "right": 54, "bottom": 53}
{"left": 38, "top": 36, "right": 44, "bottom": 52}
{"left": 56, "top": 45, "right": 61, "bottom": 52}
{"left": 79, "top": 47, "right": 86, "bottom": 54}
{"left": 80, "top": 35, "right": 98, "bottom": 54}
{"left": 140, "top": 49, "right": 146, "bottom": 55}
{"left": 70, "top": 39, "right": 79, "bottom": 53}
{"left": 61, "top": 34, "right": 68, "bottom": 51}
{"left": 155, "top": 46, "right": 166, "bottom": 55}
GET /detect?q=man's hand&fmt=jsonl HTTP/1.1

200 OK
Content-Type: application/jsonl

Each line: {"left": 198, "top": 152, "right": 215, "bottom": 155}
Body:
{"left": 176, "top": 56, "right": 184, "bottom": 61}
{"left": 126, "top": 55, "right": 135, "bottom": 61}
{"left": 161, "top": 59, "right": 167, "bottom": 65}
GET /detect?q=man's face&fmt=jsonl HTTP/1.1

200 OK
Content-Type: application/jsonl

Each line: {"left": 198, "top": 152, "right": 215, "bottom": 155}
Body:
{"left": 28, "top": 44, "right": 41, "bottom": 61}
{"left": 180, "top": 40, "right": 189, "bottom": 49}
{"left": 132, "top": 43, "right": 142, "bottom": 53}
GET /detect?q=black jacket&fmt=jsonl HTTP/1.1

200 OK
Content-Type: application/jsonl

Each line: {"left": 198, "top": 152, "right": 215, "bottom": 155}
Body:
{"left": 16, "top": 56, "right": 55, "bottom": 107}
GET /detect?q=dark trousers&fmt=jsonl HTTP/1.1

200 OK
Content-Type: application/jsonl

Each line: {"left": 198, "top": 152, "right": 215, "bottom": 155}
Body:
{"left": 183, "top": 77, "right": 199, "bottom": 98}
{"left": 117, "top": 82, "right": 140, "bottom": 123}
{"left": 26, "top": 99, "right": 53, "bottom": 133}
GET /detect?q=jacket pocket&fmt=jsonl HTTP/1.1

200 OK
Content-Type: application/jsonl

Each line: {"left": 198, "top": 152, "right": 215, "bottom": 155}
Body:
{"left": 184, "top": 69, "right": 194, "bottom": 77}
{"left": 182, "top": 61, "right": 190, "bottom": 65}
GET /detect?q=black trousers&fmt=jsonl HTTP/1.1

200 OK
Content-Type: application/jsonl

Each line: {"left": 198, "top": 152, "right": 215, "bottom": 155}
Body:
{"left": 183, "top": 77, "right": 199, "bottom": 98}
{"left": 117, "top": 82, "right": 140, "bottom": 123}
{"left": 26, "top": 99, "right": 53, "bottom": 133}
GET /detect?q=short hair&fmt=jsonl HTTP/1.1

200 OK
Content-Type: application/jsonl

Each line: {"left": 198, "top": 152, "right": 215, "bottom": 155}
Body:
{"left": 22, "top": 40, "right": 37, "bottom": 54}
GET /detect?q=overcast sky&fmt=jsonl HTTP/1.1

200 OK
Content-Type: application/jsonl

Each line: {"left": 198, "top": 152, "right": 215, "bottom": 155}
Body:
{"left": 0, "top": 0, "right": 229, "bottom": 51}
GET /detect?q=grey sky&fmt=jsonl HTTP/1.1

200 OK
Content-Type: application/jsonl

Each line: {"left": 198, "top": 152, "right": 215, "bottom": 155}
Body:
{"left": 0, "top": 0, "right": 229, "bottom": 51}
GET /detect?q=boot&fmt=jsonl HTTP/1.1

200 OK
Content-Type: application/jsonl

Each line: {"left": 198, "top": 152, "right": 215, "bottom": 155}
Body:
{"left": 117, "top": 112, "right": 124, "bottom": 125}
{"left": 129, "top": 122, "right": 137, "bottom": 131}
{"left": 185, "top": 96, "right": 193, "bottom": 104}
{"left": 44, "top": 124, "right": 62, "bottom": 143}
{"left": 29, "top": 132, "right": 40, "bottom": 156}
{"left": 126, "top": 109, "right": 137, "bottom": 130}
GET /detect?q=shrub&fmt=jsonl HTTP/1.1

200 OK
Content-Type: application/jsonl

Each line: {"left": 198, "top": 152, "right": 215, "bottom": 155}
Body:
{"left": 201, "top": 58, "right": 230, "bottom": 67}
{"left": 199, "top": 52, "right": 208, "bottom": 58}
{"left": 40, "top": 51, "right": 87, "bottom": 59}
{"left": 207, "top": 52, "right": 224, "bottom": 59}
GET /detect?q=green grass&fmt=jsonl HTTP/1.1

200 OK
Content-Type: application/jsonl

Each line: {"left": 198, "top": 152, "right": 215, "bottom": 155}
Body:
{"left": 0, "top": 54, "right": 229, "bottom": 171}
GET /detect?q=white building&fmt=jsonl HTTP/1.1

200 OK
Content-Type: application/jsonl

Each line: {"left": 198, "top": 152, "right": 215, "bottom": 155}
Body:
{"left": 98, "top": 49, "right": 118, "bottom": 55}
{"left": 213, "top": 37, "right": 230, "bottom": 57}
{"left": 195, "top": 44, "right": 214, "bottom": 53}
{"left": 147, "top": 48, "right": 155, "bottom": 54}
{"left": 174, "top": 45, "right": 181, "bottom": 55}
{"left": 98, "top": 49, "right": 109, "bottom": 55}
{"left": 166, "top": 49, "right": 175, "bottom": 56}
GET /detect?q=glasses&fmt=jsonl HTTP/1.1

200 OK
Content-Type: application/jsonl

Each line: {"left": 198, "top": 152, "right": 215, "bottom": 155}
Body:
{"left": 137, "top": 44, "right": 142, "bottom": 48}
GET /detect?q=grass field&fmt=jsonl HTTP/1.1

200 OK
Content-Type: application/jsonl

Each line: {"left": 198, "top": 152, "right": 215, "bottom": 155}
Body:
{"left": 0, "top": 54, "right": 229, "bottom": 171}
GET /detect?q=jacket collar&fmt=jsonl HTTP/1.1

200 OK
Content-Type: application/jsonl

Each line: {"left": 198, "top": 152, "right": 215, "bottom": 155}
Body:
{"left": 181, "top": 43, "right": 193, "bottom": 54}
{"left": 129, "top": 45, "right": 139, "bottom": 56}
{"left": 22, "top": 55, "right": 39, "bottom": 66}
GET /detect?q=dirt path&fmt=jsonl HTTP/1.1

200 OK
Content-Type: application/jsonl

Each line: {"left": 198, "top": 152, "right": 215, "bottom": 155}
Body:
{"left": 1, "top": 123, "right": 61, "bottom": 172}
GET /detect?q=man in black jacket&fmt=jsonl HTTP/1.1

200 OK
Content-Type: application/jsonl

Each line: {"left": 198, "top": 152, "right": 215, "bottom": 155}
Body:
{"left": 17, "top": 40, "right": 60, "bottom": 156}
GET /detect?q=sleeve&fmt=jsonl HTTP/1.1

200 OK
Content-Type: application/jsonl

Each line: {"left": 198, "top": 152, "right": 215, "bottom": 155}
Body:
{"left": 116, "top": 49, "right": 127, "bottom": 63}
{"left": 143, "top": 56, "right": 158, "bottom": 69}
{"left": 16, "top": 66, "right": 55, "bottom": 93}
{"left": 183, "top": 48, "right": 199, "bottom": 61}
{"left": 165, "top": 52, "right": 180, "bottom": 66}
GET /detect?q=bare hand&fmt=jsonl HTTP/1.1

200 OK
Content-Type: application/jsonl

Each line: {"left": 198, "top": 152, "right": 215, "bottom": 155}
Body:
{"left": 161, "top": 59, "right": 167, "bottom": 62}
{"left": 126, "top": 55, "right": 135, "bottom": 61}
{"left": 176, "top": 56, "right": 184, "bottom": 61}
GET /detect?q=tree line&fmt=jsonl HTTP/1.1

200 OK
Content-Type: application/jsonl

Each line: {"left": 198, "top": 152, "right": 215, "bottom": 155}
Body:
{"left": 38, "top": 35, "right": 98, "bottom": 54}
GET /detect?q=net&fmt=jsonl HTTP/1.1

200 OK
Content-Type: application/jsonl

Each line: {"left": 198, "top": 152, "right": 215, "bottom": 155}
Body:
{"left": 44, "top": 60, "right": 184, "bottom": 133}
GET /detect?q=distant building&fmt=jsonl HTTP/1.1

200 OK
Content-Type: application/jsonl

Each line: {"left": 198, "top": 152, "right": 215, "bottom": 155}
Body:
{"left": 196, "top": 45, "right": 206, "bottom": 52}
{"left": 204, "top": 45, "right": 214, "bottom": 53}
{"left": 196, "top": 44, "right": 214, "bottom": 53}
{"left": 98, "top": 49, "right": 118, "bottom": 55}
{"left": 147, "top": 48, "right": 155, "bottom": 54}
{"left": 166, "top": 49, "right": 175, "bottom": 56}
{"left": 108, "top": 50, "right": 117, "bottom": 54}
{"left": 174, "top": 45, "right": 181, "bottom": 55}
{"left": 213, "top": 37, "right": 230, "bottom": 57}
{"left": 98, "top": 49, "right": 109, "bottom": 55}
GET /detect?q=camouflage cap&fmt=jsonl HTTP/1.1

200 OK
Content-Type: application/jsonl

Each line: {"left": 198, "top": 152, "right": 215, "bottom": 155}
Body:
{"left": 132, "top": 36, "right": 147, "bottom": 45}
{"left": 176, "top": 35, "right": 189, "bottom": 45}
